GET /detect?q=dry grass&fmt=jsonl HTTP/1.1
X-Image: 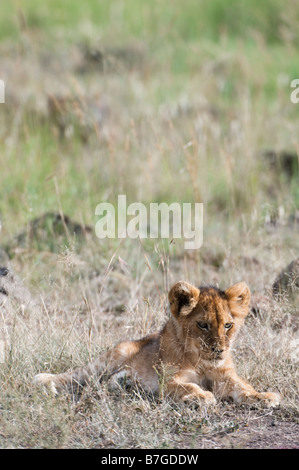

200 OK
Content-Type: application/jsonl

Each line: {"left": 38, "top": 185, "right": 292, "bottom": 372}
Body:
{"left": 1, "top": 233, "right": 298, "bottom": 448}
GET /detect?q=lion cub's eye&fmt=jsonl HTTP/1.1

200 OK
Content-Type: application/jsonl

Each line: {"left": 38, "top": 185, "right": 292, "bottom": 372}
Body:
{"left": 224, "top": 323, "right": 233, "bottom": 330}
{"left": 197, "top": 322, "right": 209, "bottom": 330}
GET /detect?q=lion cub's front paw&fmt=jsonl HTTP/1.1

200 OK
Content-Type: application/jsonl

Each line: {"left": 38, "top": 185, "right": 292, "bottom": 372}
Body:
{"left": 33, "top": 373, "right": 59, "bottom": 395}
{"left": 255, "top": 392, "right": 280, "bottom": 408}
{"left": 182, "top": 390, "right": 217, "bottom": 406}
{"left": 201, "top": 391, "right": 217, "bottom": 406}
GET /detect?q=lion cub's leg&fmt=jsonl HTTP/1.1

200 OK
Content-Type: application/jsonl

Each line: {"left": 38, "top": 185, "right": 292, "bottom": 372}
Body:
{"left": 166, "top": 369, "right": 216, "bottom": 405}
{"left": 216, "top": 369, "right": 280, "bottom": 408}
{"left": 33, "top": 340, "right": 138, "bottom": 394}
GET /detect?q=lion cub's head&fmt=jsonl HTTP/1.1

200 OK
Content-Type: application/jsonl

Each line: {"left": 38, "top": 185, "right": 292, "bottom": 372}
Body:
{"left": 168, "top": 280, "right": 251, "bottom": 363}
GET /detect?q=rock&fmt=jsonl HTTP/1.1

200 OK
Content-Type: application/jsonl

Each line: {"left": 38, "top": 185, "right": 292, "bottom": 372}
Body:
{"left": 0, "top": 265, "right": 38, "bottom": 313}
{"left": 262, "top": 149, "right": 298, "bottom": 178}
{"left": 77, "top": 42, "right": 146, "bottom": 74}
{"left": 250, "top": 292, "right": 272, "bottom": 317}
{"left": 0, "top": 265, "right": 40, "bottom": 363}
{"left": 272, "top": 258, "right": 299, "bottom": 298}
{"left": 2, "top": 212, "right": 93, "bottom": 257}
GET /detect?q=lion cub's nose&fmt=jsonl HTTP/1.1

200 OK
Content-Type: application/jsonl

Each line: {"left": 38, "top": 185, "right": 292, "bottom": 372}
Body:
{"left": 211, "top": 347, "right": 224, "bottom": 354}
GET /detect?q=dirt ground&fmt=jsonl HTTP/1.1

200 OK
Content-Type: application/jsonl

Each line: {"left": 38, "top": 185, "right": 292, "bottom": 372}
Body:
{"left": 182, "top": 408, "right": 299, "bottom": 449}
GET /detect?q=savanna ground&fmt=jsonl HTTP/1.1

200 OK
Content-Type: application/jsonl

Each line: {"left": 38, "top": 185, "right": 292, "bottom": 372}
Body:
{"left": 0, "top": 0, "right": 298, "bottom": 449}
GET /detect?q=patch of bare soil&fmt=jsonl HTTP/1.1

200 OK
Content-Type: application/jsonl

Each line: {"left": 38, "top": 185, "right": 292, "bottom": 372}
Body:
{"left": 177, "top": 407, "right": 299, "bottom": 449}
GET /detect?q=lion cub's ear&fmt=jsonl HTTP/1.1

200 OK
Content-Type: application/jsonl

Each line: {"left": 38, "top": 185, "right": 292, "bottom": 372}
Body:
{"left": 169, "top": 281, "right": 200, "bottom": 317}
{"left": 225, "top": 282, "right": 251, "bottom": 318}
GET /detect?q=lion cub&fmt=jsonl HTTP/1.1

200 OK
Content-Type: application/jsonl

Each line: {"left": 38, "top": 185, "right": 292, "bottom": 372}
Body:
{"left": 34, "top": 281, "right": 280, "bottom": 407}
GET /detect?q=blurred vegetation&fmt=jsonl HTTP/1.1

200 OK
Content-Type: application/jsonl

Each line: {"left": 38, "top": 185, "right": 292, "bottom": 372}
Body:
{"left": 0, "top": 0, "right": 298, "bottom": 248}
{"left": 2, "top": 0, "right": 299, "bottom": 45}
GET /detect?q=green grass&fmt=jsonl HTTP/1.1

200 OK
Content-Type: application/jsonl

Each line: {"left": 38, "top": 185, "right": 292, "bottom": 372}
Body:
{"left": 3, "top": 0, "right": 299, "bottom": 44}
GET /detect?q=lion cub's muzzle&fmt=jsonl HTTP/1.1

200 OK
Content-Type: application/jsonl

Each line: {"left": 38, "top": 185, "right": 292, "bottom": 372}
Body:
{"left": 211, "top": 347, "right": 224, "bottom": 356}
{"left": 210, "top": 344, "right": 229, "bottom": 361}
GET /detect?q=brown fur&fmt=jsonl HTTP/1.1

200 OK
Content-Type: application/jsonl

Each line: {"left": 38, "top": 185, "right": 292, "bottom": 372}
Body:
{"left": 34, "top": 281, "right": 280, "bottom": 407}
